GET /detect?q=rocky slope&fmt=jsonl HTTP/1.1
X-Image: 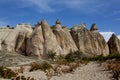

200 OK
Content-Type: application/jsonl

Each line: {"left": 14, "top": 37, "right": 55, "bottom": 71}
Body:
{"left": 0, "top": 20, "right": 119, "bottom": 57}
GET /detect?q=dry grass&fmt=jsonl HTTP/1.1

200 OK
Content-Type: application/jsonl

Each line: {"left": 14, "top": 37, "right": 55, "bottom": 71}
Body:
{"left": 104, "top": 60, "right": 120, "bottom": 80}
{"left": 0, "top": 66, "right": 17, "bottom": 79}
{"left": 29, "top": 61, "right": 53, "bottom": 72}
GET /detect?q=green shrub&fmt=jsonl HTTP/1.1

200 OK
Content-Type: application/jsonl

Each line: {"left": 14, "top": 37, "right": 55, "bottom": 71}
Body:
{"left": 90, "top": 54, "right": 120, "bottom": 61}
{"left": 106, "top": 54, "right": 120, "bottom": 60}
{"left": 65, "top": 52, "right": 75, "bottom": 62}
{"left": 0, "top": 66, "right": 16, "bottom": 79}
{"left": 65, "top": 50, "right": 84, "bottom": 62}
{"left": 47, "top": 50, "right": 56, "bottom": 60}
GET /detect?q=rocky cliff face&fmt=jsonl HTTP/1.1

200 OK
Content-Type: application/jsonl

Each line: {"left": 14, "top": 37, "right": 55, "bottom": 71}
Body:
{"left": 0, "top": 20, "right": 117, "bottom": 57}
{"left": 108, "top": 34, "right": 120, "bottom": 54}
{"left": 70, "top": 24, "right": 109, "bottom": 56}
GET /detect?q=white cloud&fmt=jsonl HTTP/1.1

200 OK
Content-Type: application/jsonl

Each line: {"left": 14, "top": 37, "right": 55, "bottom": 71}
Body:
{"left": 100, "top": 32, "right": 120, "bottom": 42}
{"left": 100, "top": 32, "right": 114, "bottom": 42}
{"left": 117, "top": 35, "right": 120, "bottom": 39}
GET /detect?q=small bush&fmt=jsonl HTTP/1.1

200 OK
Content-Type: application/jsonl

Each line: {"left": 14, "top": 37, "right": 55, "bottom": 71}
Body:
{"left": 56, "top": 54, "right": 65, "bottom": 60}
{"left": 29, "top": 61, "right": 53, "bottom": 72}
{"left": 65, "top": 50, "right": 84, "bottom": 62}
{"left": 0, "top": 66, "right": 16, "bottom": 79}
{"left": 40, "top": 61, "right": 53, "bottom": 71}
{"left": 65, "top": 52, "right": 75, "bottom": 62}
{"left": 29, "top": 62, "right": 41, "bottom": 71}
{"left": 47, "top": 50, "right": 56, "bottom": 60}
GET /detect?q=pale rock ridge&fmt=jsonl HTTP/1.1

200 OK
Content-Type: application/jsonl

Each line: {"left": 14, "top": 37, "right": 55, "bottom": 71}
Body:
{"left": 52, "top": 20, "right": 78, "bottom": 55}
{"left": 108, "top": 34, "right": 120, "bottom": 54}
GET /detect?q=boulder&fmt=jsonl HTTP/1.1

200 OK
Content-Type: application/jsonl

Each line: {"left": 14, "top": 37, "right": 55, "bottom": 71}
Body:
{"left": 108, "top": 34, "right": 120, "bottom": 54}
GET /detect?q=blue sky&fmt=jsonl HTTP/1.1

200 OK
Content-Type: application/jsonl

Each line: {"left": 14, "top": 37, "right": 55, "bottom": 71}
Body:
{"left": 0, "top": 0, "right": 120, "bottom": 35}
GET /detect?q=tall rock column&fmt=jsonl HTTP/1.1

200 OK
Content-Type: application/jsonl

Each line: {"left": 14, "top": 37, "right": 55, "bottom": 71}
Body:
{"left": 41, "top": 19, "right": 63, "bottom": 55}
{"left": 108, "top": 34, "right": 120, "bottom": 54}
{"left": 90, "top": 24, "right": 109, "bottom": 56}
{"left": 52, "top": 19, "right": 78, "bottom": 55}
{"left": 26, "top": 23, "right": 44, "bottom": 57}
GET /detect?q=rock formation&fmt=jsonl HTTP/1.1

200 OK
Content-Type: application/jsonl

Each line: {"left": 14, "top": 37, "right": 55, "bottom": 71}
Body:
{"left": 70, "top": 24, "right": 109, "bottom": 56}
{"left": 52, "top": 19, "right": 78, "bottom": 55}
{"left": 26, "top": 22, "right": 44, "bottom": 57}
{"left": 90, "top": 24, "right": 109, "bottom": 56}
{"left": 41, "top": 19, "right": 63, "bottom": 56}
{"left": 108, "top": 34, "right": 120, "bottom": 54}
{"left": 0, "top": 20, "right": 117, "bottom": 57}
{"left": 0, "top": 24, "right": 32, "bottom": 52}
{"left": 90, "top": 24, "right": 98, "bottom": 32}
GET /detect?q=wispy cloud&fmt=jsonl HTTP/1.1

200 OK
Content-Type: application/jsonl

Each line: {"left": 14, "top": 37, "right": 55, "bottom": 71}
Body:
{"left": 20, "top": 0, "right": 107, "bottom": 13}
{"left": 21, "top": 0, "right": 54, "bottom": 13}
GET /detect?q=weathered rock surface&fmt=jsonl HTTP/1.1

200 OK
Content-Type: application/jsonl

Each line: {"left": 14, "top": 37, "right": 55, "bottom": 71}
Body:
{"left": 0, "top": 24, "right": 32, "bottom": 53}
{"left": 70, "top": 24, "right": 109, "bottom": 56}
{"left": 0, "top": 29, "right": 12, "bottom": 50}
{"left": 52, "top": 20, "right": 78, "bottom": 55}
{"left": 41, "top": 20, "right": 63, "bottom": 56}
{"left": 26, "top": 23, "right": 44, "bottom": 57}
{"left": 108, "top": 34, "right": 120, "bottom": 54}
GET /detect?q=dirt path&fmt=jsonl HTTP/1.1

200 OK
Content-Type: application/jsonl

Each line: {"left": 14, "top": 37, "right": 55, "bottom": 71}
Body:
{"left": 6, "top": 61, "right": 113, "bottom": 80}
{"left": 51, "top": 62, "right": 113, "bottom": 80}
